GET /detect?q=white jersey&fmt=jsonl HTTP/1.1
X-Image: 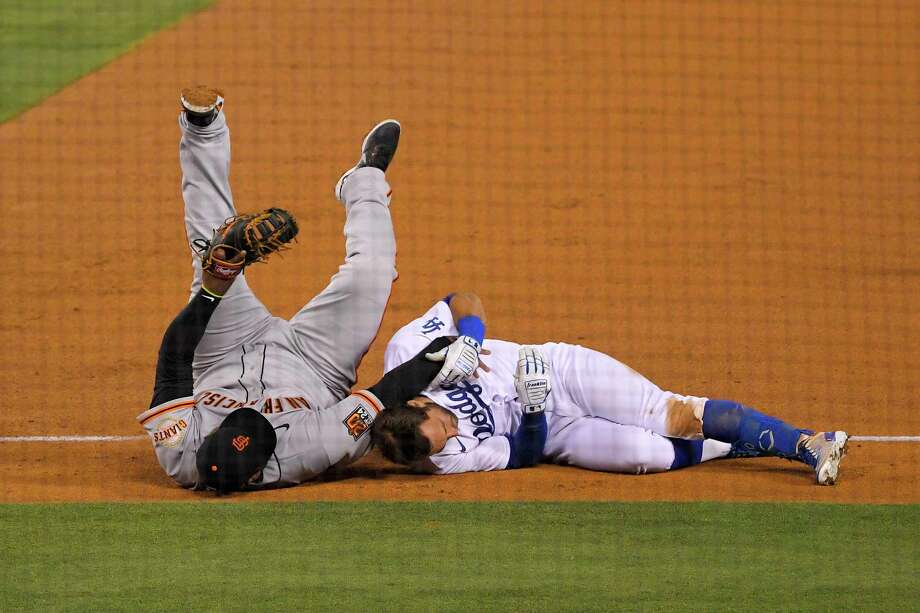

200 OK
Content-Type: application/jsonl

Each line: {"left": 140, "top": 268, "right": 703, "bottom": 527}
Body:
{"left": 384, "top": 300, "right": 526, "bottom": 474}
{"left": 385, "top": 300, "right": 720, "bottom": 476}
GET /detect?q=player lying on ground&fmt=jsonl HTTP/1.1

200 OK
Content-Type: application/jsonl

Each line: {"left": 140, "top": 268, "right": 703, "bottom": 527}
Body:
{"left": 138, "top": 86, "right": 437, "bottom": 492}
{"left": 371, "top": 292, "right": 850, "bottom": 484}
{"left": 143, "top": 248, "right": 451, "bottom": 492}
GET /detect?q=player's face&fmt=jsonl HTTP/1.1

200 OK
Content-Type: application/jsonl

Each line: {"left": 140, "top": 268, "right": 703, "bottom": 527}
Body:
{"left": 417, "top": 404, "right": 459, "bottom": 455}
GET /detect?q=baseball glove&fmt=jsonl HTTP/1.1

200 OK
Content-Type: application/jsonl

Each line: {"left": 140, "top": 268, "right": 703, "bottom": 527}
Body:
{"left": 196, "top": 207, "right": 299, "bottom": 280}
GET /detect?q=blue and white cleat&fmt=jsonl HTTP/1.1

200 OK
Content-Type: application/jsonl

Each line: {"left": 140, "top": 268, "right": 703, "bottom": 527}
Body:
{"left": 799, "top": 431, "right": 849, "bottom": 485}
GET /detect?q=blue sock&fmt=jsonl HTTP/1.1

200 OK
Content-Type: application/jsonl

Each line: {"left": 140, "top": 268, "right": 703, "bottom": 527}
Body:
{"left": 701, "top": 399, "right": 808, "bottom": 463}
{"left": 669, "top": 439, "right": 704, "bottom": 470}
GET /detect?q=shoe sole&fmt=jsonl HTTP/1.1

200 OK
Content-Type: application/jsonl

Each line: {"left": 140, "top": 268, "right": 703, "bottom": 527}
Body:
{"left": 817, "top": 432, "right": 849, "bottom": 485}
{"left": 334, "top": 119, "right": 401, "bottom": 201}
{"left": 180, "top": 86, "right": 224, "bottom": 114}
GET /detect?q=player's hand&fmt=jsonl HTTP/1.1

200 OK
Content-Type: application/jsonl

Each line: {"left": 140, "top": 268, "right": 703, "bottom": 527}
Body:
{"left": 514, "top": 346, "right": 551, "bottom": 414}
{"left": 425, "top": 336, "right": 490, "bottom": 387}
{"left": 202, "top": 247, "right": 246, "bottom": 296}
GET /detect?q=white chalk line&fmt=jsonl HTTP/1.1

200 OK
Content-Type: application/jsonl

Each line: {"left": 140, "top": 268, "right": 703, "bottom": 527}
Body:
{"left": 849, "top": 436, "right": 920, "bottom": 442}
{"left": 0, "top": 435, "right": 918, "bottom": 443}
{"left": 0, "top": 435, "right": 147, "bottom": 442}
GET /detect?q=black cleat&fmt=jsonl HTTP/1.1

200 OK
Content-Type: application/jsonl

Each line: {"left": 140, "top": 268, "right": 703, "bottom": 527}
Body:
{"left": 335, "top": 119, "right": 400, "bottom": 201}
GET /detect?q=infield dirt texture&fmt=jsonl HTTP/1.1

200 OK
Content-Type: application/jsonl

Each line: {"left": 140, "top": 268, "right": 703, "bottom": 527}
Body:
{"left": 0, "top": 1, "right": 918, "bottom": 609}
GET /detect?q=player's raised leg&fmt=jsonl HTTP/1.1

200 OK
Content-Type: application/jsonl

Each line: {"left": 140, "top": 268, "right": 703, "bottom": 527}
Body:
{"left": 544, "top": 416, "right": 731, "bottom": 474}
{"left": 178, "top": 86, "right": 273, "bottom": 374}
{"left": 290, "top": 120, "right": 400, "bottom": 398}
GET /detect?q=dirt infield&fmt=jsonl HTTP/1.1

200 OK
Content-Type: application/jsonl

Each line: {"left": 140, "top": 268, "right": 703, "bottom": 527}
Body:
{"left": 0, "top": 0, "right": 917, "bottom": 504}
{"left": 0, "top": 439, "right": 915, "bottom": 504}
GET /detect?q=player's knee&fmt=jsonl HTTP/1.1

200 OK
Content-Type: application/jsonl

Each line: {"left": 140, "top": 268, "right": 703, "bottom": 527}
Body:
{"left": 351, "top": 256, "right": 397, "bottom": 285}
{"left": 354, "top": 242, "right": 396, "bottom": 264}
{"left": 623, "top": 438, "right": 671, "bottom": 475}
{"left": 664, "top": 396, "right": 705, "bottom": 440}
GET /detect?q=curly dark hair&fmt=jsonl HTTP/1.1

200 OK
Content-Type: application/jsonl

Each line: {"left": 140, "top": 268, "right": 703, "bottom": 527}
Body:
{"left": 371, "top": 403, "right": 432, "bottom": 465}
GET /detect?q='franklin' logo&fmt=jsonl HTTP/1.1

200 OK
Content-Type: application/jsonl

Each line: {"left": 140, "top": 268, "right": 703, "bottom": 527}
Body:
{"left": 231, "top": 435, "right": 251, "bottom": 452}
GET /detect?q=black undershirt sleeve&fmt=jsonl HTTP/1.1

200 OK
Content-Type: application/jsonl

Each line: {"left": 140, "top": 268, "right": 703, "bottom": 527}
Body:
{"left": 149, "top": 290, "right": 223, "bottom": 408}
{"left": 367, "top": 336, "right": 452, "bottom": 408}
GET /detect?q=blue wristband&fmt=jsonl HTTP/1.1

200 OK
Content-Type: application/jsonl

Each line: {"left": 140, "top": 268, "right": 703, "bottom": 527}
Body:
{"left": 456, "top": 315, "right": 485, "bottom": 345}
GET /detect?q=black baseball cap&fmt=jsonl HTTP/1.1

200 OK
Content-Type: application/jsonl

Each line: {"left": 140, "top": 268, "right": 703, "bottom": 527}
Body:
{"left": 195, "top": 408, "right": 277, "bottom": 494}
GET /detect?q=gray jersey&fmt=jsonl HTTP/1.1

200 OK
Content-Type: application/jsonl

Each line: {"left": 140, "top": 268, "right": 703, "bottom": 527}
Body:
{"left": 138, "top": 389, "right": 383, "bottom": 488}
{"left": 138, "top": 111, "right": 395, "bottom": 488}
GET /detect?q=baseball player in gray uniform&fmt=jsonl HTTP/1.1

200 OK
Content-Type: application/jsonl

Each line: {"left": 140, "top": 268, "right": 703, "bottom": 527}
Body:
{"left": 138, "top": 86, "right": 445, "bottom": 492}
{"left": 372, "top": 291, "right": 849, "bottom": 484}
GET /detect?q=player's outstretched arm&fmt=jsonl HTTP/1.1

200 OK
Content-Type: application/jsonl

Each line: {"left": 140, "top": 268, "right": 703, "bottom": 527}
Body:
{"left": 301, "top": 338, "right": 453, "bottom": 475}
{"left": 368, "top": 337, "right": 453, "bottom": 407}
{"left": 149, "top": 249, "right": 244, "bottom": 408}
{"left": 425, "top": 292, "right": 491, "bottom": 386}
{"left": 506, "top": 346, "right": 551, "bottom": 469}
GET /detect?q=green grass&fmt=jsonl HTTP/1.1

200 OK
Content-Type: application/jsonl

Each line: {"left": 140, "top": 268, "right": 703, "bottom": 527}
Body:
{"left": 0, "top": 0, "right": 215, "bottom": 122}
{"left": 1, "top": 502, "right": 917, "bottom": 612}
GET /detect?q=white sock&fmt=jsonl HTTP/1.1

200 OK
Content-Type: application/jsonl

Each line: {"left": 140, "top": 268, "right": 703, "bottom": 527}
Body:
{"left": 701, "top": 439, "right": 732, "bottom": 462}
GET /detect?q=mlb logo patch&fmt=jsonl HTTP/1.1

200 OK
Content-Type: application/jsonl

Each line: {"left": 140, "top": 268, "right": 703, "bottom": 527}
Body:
{"left": 343, "top": 405, "right": 373, "bottom": 440}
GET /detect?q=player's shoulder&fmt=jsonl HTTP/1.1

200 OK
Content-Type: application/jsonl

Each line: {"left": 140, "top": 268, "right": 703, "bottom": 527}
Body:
{"left": 398, "top": 298, "right": 452, "bottom": 336}
{"left": 137, "top": 396, "right": 197, "bottom": 449}
{"left": 440, "top": 436, "right": 471, "bottom": 456}
{"left": 427, "top": 446, "right": 466, "bottom": 474}
{"left": 427, "top": 434, "right": 511, "bottom": 474}
{"left": 384, "top": 298, "right": 454, "bottom": 370}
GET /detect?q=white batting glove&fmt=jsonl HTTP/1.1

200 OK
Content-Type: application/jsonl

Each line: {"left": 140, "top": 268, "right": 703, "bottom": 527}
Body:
{"left": 425, "top": 335, "right": 482, "bottom": 387}
{"left": 514, "top": 346, "right": 551, "bottom": 414}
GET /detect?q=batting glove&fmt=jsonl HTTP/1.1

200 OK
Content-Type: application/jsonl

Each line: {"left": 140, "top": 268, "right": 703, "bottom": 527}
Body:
{"left": 425, "top": 335, "right": 482, "bottom": 387}
{"left": 514, "top": 346, "right": 551, "bottom": 414}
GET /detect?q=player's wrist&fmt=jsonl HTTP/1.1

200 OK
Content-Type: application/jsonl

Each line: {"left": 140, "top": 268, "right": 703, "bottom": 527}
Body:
{"left": 456, "top": 316, "right": 485, "bottom": 345}
{"left": 458, "top": 334, "right": 481, "bottom": 353}
{"left": 200, "top": 284, "right": 225, "bottom": 299}
{"left": 201, "top": 272, "right": 235, "bottom": 297}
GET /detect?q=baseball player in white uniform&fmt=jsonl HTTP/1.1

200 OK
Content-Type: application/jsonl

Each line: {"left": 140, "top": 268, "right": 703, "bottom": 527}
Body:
{"left": 137, "top": 86, "right": 445, "bottom": 492}
{"left": 373, "top": 292, "right": 850, "bottom": 484}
